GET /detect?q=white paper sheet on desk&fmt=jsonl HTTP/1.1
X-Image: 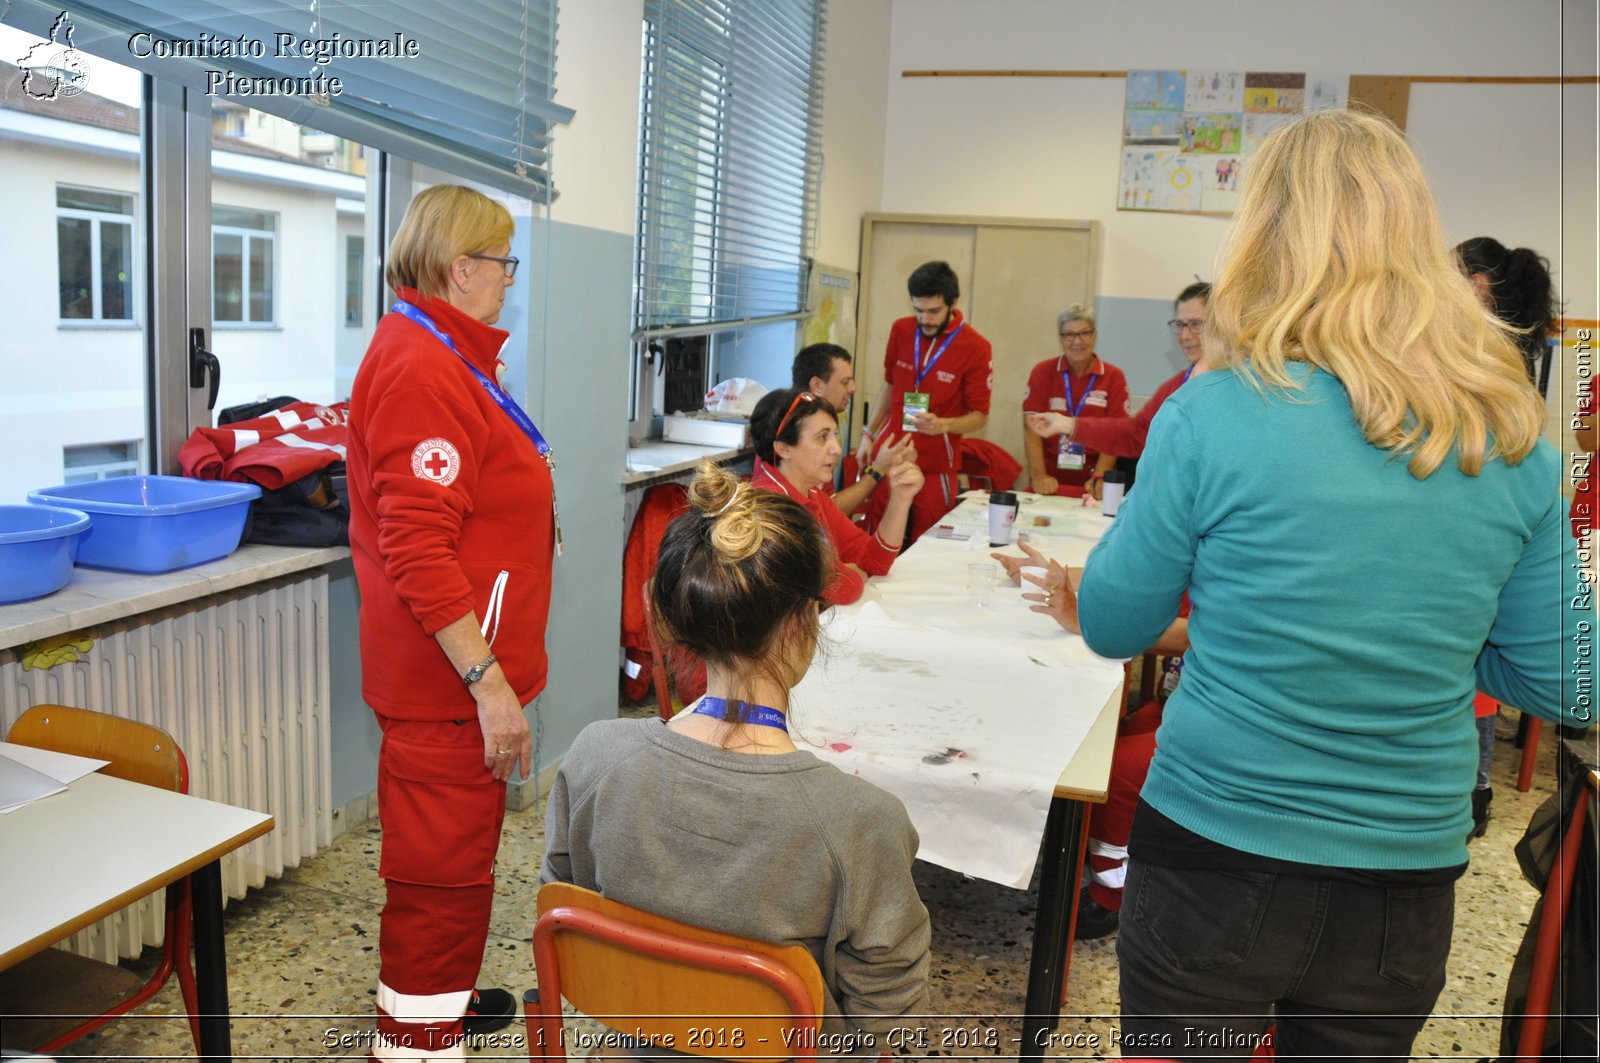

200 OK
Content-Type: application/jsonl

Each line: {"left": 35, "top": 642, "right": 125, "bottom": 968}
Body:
{"left": 794, "top": 606, "right": 1122, "bottom": 888}
{"left": 0, "top": 742, "right": 109, "bottom": 783}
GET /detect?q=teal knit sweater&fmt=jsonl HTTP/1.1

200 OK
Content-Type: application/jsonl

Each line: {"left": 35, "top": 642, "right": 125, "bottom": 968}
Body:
{"left": 1079, "top": 364, "right": 1592, "bottom": 870}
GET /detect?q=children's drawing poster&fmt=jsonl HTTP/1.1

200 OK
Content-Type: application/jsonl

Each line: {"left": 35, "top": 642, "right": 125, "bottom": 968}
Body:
{"left": 1118, "top": 69, "right": 1348, "bottom": 214}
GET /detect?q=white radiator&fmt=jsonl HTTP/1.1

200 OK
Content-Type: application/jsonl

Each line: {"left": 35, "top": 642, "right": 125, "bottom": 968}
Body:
{"left": 0, "top": 573, "right": 333, "bottom": 962}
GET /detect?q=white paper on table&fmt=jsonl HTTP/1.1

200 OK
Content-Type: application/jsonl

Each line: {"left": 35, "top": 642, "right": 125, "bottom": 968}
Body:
{"left": 794, "top": 608, "right": 1123, "bottom": 888}
{"left": 0, "top": 756, "right": 66, "bottom": 813}
{"left": 0, "top": 742, "right": 109, "bottom": 784}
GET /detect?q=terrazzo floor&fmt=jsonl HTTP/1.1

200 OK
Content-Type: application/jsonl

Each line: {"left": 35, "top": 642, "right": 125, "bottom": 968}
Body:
{"left": 28, "top": 710, "right": 1579, "bottom": 1060}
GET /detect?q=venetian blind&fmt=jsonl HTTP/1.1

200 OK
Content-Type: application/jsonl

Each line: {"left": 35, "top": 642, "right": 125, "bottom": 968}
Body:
{"left": 6, "top": 0, "right": 573, "bottom": 197}
{"left": 634, "top": 0, "right": 826, "bottom": 334}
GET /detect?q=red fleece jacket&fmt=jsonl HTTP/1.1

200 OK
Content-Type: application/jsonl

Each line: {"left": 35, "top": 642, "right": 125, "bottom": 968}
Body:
{"left": 348, "top": 288, "right": 555, "bottom": 719}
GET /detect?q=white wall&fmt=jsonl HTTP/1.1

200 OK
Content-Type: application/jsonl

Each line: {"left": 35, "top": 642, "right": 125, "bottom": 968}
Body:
{"left": 549, "top": 0, "right": 647, "bottom": 237}
{"left": 866, "top": 0, "right": 1595, "bottom": 315}
{"left": 814, "top": 0, "right": 893, "bottom": 268}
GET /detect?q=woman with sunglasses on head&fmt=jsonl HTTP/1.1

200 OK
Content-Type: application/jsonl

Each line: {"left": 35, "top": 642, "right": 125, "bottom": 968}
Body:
{"left": 541, "top": 462, "right": 931, "bottom": 1050}
{"left": 751, "top": 387, "right": 923, "bottom": 605}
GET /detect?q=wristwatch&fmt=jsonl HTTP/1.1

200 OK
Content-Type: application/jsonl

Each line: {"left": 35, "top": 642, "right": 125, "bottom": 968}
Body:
{"left": 462, "top": 653, "right": 498, "bottom": 686}
{"left": 865, "top": 465, "right": 884, "bottom": 482}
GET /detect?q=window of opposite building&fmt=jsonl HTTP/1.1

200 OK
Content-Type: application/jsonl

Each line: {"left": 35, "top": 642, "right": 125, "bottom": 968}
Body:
{"left": 56, "top": 185, "right": 136, "bottom": 324}
{"left": 212, "top": 206, "right": 277, "bottom": 326}
{"left": 63, "top": 440, "right": 141, "bottom": 483}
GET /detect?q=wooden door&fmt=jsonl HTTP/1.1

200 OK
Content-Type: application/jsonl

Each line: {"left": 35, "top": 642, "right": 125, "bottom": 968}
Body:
{"left": 855, "top": 214, "right": 1099, "bottom": 481}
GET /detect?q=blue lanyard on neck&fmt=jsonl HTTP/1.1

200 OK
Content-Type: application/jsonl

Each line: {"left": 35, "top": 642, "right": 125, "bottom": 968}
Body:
{"left": 1059, "top": 358, "right": 1099, "bottom": 417}
{"left": 391, "top": 300, "right": 556, "bottom": 472}
{"left": 691, "top": 696, "right": 789, "bottom": 732}
{"left": 912, "top": 320, "right": 967, "bottom": 389}
{"left": 1181, "top": 365, "right": 1195, "bottom": 384}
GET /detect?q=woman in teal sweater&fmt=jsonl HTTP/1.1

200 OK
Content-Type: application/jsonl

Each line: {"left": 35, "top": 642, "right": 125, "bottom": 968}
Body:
{"left": 1077, "top": 110, "right": 1591, "bottom": 1060}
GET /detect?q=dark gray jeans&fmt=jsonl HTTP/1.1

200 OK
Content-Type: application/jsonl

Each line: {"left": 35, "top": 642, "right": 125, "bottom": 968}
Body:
{"left": 1117, "top": 860, "right": 1454, "bottom": 1061}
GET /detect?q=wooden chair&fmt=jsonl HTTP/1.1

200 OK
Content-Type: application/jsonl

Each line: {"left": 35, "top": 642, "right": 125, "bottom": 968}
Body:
{"left": 0, "top": 704, "right": 201, "bottom": 1055}
{"left": 529, "top": 882, "right": 826, "bottom": 1061}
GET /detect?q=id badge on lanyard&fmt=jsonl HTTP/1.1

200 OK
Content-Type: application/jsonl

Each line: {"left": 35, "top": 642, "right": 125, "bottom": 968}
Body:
{"left": 1059, "top": 438, "right": 1087, "bottom": 471}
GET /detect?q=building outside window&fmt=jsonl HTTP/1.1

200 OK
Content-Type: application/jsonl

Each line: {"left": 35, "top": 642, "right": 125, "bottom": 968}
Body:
{"left": 62, "top": 440, "right": 141, "bottom": 483}
{"left": 56, "top": 185, "right": 134, "bottom": 322}
{"left": 213, "top": 206, "right": 276, "bottom": 325}
{"left": 345, "top": 235, "right": 364, "bottom": 326}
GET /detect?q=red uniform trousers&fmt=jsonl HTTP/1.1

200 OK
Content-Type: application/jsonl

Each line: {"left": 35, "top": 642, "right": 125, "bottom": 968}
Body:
{"left": 1086, "top": 703, "right": 1162, "bottom": 911}
{"left": 374, "top": 715, "right": 507, "bottom": 1057}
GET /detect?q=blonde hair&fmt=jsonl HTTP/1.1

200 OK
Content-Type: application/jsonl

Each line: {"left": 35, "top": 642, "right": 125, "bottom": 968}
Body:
{"left": 1206, "top": 109, "right": 1544, "bottom": 478}
{"left": 385, "top": 185, "right": 514, "bottom": 299}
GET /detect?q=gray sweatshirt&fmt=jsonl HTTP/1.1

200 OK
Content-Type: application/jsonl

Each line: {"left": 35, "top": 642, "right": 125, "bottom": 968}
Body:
{"left": 540, "top": 717, "right": 931, "bottom": 1048}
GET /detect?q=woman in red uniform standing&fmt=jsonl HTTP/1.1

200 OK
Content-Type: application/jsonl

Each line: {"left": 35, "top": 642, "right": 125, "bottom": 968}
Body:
{"left": 348, "top": 185, "right": 556, "bottom": 1061}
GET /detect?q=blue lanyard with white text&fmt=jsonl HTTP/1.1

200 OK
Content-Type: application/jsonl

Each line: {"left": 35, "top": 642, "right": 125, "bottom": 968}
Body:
{"left": 391, "top": 299, "right": 563, "bottom": 555}
{"left": 691, "top": 696, "right": 789, "bottom": 732}
{"left": 1059, "top": 358, "right": 1099, "bottom": 417}
{"left": 912, "top": 321, "right": 967, "bottom": 389}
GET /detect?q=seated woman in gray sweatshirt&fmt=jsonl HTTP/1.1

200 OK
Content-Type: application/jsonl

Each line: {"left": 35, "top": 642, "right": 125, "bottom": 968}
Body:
{"left": 540, "top": 460, "right": 931, "bottom": 1051}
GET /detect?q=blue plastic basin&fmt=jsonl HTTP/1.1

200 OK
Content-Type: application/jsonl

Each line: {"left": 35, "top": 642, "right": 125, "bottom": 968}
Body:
{"left": 27, "top": 476, "right": 261, "bottom": 574}
{"left": 0, "top": 504, "right": 91, "bottom": 603}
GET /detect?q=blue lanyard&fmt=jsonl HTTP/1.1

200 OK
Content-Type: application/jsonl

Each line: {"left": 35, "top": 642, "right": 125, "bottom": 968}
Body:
{"left": 1181, "top": 365, "right": 1195, "bottom": 384}
{"left": 912, "top": 321, "right": 967, "bottom": 389}
{"left": 691, "top": 696, "right": 789, "bottom": 732}
{"left": 390, "top": 300, "right": 556, "bottom": 472}
{"left": 1059, "top": 358, "right": 1099, "bottom": 417}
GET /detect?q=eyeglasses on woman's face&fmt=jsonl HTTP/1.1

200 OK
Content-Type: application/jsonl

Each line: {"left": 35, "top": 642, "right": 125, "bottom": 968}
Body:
{"left": 1059, "top": 327, "right": 1095, "bottom": 344}
{"left": 1167, "top": 318, "right": 1205, "bottom": 335}
{"left": 468, "top": 253, "right": 519, "bottom": 279}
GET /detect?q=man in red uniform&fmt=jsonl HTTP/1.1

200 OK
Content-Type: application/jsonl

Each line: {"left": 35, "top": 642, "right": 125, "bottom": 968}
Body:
{"left": 858, "top": 261, "right": 992, "bottom": 544}
{"left": 1021, "top": 305, "right": 1129, "bottom": 498}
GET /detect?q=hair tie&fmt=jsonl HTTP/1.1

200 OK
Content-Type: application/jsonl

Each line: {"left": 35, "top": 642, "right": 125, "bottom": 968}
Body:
{"left": 712, "top": 484, "right": 743, "bottom": 517}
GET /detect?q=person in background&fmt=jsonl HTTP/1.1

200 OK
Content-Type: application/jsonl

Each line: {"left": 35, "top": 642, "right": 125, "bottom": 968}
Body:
{"left": 858, "top": 261, "right": 993, "bottom": 543}
{"left": 1021, "top": 305, "right": 1129, "bottom": 498}
{"left": 1077, "top": 109, "right": 1590, "bottom": 1058}
{"left": 751, "top": 388, "right": 921, "bottom": 605}
{"left": 542, "top": 462, "right": 931, "bottom": 1048}
{"left": 1026, "top": 282, "right": 1210, "bottom": 464}
{"left": 1456, "top": 237, "right": 1562, "bottom": 838}
{"left": 1457, "top": 236, "right": 1556, "bottom": 390}
{"left": 792, "top": 342, "right": 917, "bottom": 516}
{"left": 348, "top": 185, "right": 555, "bottom": 1059}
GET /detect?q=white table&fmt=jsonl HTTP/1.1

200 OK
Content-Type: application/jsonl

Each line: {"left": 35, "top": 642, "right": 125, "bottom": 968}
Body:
{"left": 0, "top": 771, "right": 275, "bottom": 1060}
{"left": 792, "top": 491, "right": 1125, "bottom": 1058}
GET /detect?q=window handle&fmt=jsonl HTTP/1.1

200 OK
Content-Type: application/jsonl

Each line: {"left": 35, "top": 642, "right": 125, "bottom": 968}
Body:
{"left": 189, "top": 327, "right": 221, "bottom": 411}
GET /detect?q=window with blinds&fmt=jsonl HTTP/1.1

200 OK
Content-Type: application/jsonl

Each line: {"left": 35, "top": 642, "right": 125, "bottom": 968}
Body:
{"left": 7, "top": 0, "right": 572, "bottom": 197}
{"left": 634, "top": 0, "right": 827, "bottom": 335}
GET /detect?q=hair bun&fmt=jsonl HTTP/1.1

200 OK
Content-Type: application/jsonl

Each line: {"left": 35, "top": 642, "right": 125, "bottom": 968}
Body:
{"left": 686, "top": 461, "right": 762, "bottom": 561}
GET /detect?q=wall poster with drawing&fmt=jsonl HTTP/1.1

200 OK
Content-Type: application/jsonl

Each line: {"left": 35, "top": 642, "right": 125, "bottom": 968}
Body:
{"left": 1119, "top": 69, "right": 1348, "bottom": 215}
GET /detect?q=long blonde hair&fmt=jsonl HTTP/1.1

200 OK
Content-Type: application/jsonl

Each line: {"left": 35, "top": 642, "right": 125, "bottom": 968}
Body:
{"left": 1206, "top": 109, "right": 1544, "bottom": 478}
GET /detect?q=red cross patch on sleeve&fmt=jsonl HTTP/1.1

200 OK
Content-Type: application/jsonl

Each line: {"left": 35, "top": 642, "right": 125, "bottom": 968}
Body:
{"left": 410, "top": 438, "right": 461, "bottom": 486}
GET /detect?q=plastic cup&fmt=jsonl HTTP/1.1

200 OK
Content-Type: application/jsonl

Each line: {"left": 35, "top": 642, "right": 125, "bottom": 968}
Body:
{"left": 967, "top": 562, "right": 998, "bottom": 606}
